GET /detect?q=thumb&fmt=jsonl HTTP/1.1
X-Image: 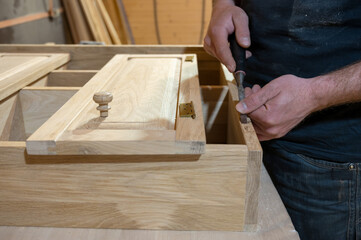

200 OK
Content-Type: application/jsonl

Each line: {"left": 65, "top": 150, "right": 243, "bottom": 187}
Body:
{"left": 236, "top": 85, "right": 279, "bottom": 113}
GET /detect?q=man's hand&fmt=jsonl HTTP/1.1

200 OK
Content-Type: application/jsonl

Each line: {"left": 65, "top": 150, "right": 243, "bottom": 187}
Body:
{"left": 236, "top": 75, "right": 315, "bottom": 141}
{"left": 204, "top": 0, "right": 250, "bottom": 72}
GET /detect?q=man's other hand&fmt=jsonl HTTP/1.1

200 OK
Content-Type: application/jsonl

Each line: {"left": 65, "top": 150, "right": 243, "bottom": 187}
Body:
{"left": 203, "top": 0, "right": 250, "bottom": 72}
{"left": 236, "top": 75, "right": 316, "bottom": 141}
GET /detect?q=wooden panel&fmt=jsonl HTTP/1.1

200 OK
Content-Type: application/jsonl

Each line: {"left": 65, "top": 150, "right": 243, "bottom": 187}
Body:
{"left": 47, "top": 70, "right": 98, "bottom": 87}
{"left": 220, "top": 64, "right": 262, "bottom": 230}
{"left": 0, "top": 45, "right": 217, "bottom": 70}
{"left": 0, "top": 53, "right": 70, "bottom": 101}
{"left": 103, "top": 0, "right": 134, "bottom": 44}
{"left": 122, "top": 0, "right": 212, "bottom": 44}
{"left": 19, "top": 87, "right": 79, "bottom": 138}
{"left": 0, "top": 165, "right": 300, "bottom": 239}
{"left": 0, "top": 94, "right": 18, "bottom": 141}
{"left": 200, "top": 86, "right": 228, "bottom": 144}
{"left": 27, "top": 54, "right": 205, "bottom": 155}
{"left": 122, "top": 0, "right": 157, "bottom": 44}
{"left": 96, "top": 0, "right": 122, "bottom": 44}
{"left": 62, "top": 0, "right": 94, "bottom": 43}
{"left": 0, "top": 143, "right": 248, "bottom": 231}
{"left": 80, "top": 0, "right": 112, "bottom": 44}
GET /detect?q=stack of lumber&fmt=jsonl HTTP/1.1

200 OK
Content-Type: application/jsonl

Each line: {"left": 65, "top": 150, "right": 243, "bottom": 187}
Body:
{"left": 62, "top": 0, "right": 133, "bottom": 44}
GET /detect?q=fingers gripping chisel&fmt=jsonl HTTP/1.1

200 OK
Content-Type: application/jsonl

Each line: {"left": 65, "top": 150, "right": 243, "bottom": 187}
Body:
{"left": 229, "top": 32, "right": 248, "bottom": 124}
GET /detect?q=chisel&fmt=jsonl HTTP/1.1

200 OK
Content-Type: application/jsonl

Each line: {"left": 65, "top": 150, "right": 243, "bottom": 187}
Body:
{"left": 229, "top": 32, "right": 248, "bottom": 123}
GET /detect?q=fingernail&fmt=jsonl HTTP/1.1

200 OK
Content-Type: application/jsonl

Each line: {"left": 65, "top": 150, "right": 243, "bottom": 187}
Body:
{"left": 241, "top": 37, "right": 250, "bottom": 47}
{"left": 236, "top": 102, "right": 247, "bottom": 113}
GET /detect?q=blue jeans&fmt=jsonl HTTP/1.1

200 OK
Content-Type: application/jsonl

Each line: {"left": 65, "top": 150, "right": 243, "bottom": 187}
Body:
{"left": 263, "top": 145, "right": 361, "bottom": 240}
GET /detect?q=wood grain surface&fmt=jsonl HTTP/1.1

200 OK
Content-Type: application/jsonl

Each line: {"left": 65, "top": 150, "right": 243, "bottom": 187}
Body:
{"left": 47, "top": 70, "right": 98, "bottom": 87}
{"left": 19, "top": 87, "right": 79, "bottom": 138}
{"left": 0, "top": 165, "right": 299, "bottom": 239}
{"left": 27, "top": 54, "right": 206, "bottom": 155}
{"left": 220, "top": 64, "right": 263, "bottom": 230}
{"left": 0, "top": 143, "right": 248, "bottom": 231}
{"left": 80, "top": 0, "right": 112, "bottom": 44}
{"left": 0, "top": 53, "right": 70, "bottom": 101}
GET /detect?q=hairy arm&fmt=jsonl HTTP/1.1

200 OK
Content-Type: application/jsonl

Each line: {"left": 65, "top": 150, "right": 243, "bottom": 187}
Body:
{"left": 312, "top": 61, "right": 361, "bottom": 110}
{"left": 236, "top": 62, "right": 361, "bottom": 141}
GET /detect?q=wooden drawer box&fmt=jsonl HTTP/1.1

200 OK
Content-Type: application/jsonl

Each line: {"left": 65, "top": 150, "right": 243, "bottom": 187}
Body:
{"left": 0, "top": 45, "right": 262, "bottom": 232}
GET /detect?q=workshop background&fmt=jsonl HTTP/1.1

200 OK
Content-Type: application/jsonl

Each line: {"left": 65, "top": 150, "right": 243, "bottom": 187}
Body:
{"left": 0, "top": 0, "right": 212, "bottom": 45}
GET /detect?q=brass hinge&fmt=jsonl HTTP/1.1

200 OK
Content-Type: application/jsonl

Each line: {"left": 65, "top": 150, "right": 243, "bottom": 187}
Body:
{"left": 179, "top": 101, "right": 196, "bottom": 119}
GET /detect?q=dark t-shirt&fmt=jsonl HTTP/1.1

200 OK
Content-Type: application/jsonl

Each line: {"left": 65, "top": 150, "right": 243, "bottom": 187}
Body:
{"left": 240, "top": 0, "right": 361, "bottom": 162}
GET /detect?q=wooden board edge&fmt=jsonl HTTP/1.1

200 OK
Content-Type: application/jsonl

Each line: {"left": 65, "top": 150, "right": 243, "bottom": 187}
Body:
{"left": 0, "top": 53, "right": 70, "bottom": 102}
{"left": 175, "top": 54, "right": 206, "bottom": 150}
{"left": 220, "top": 64, "right": 262, "bottom": 229}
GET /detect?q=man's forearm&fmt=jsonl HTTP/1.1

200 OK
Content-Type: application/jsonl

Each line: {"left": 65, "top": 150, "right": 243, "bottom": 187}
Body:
{"left": 311, "top": 61, "right": 361, "bottom": 111}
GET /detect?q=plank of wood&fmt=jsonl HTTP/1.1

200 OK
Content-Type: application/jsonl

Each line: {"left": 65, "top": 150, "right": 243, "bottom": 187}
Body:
{"left": 27, "top": 54, "right": 206, "bottom": 155}
{"left": 0, "top": 53, "right": 70, "bottom": 102}
{"left": 103, "top": 0, "right": 133, "bottom": 44}
{"left": 0, "top": 94, "right": 18, "bottom": 141}
{"left": 0, "top": 164, "right": 299, "bottom": 239}
{"left": 175, "top": 55, "right": 206, "bottom": 150}
{"left": 96, "top": 0, "right": 122, "bottom": 44}
{"left": 0, "top": 45, "right": 217, "bottom": 70}
{"left": 47, "top": 70, "right": 98, "bottom": 87}
{"left": 220, "top": 64, "right": 262, "bottom": 230}
{"left": 8, "top": 95, "right": 26, "bottom": 141}
{"left": 19, "top": 87, "right": 79, "bottom": 138}
{"left": 80, "top": 0, "right": 112, "bottom": 44}
{"left": 62, "top": 0, "right": 94, "bottom": 43}
{"left": 0, "top": 143, "right": 248, "bottom": 231}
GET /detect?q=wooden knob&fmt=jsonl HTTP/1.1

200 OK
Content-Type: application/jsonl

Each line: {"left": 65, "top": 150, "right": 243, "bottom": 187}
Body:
{"left": 93, "top": 92, "right": 113, "bottom": 117}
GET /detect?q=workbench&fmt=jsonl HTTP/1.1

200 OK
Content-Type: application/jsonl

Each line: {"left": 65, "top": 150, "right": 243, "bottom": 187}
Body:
{"left": 0, "top": 45, "right": 299, "bottom": 239}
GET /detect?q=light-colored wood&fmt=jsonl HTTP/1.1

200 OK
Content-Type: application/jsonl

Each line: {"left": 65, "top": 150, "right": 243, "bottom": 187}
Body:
{"left": 175, "top": 54, "right": 206, "bottom": 149}
{"left": 0, "top": 53, "right": 70, "bottom": 102}
{"left": 200, "top": 85, "right": 228, "bottom": 143}
{"left": 47, "top": 70, "right": 97, "bottom": 87}
{"left": 80, "top": 0, "right": 112, "bottom": 44}
{"left": 7, "top": 95, "right": 26, "bottom": 141}
{"left": 103, "top": 0, "right": 133, "bottom": 44}
{"left": 19, "top": 87, "right": 79, "bottom": 138}
{"left": 62, "top": 0, "right": 94, "bottom": 43}
{"left": 0, "top": 166, "right": 299, "bottom": 239}
{"left": 122, "top": 0, "right": 212, "bottom": 44}
{"left": 96, "top": 0, "right": 122, "bottom": 44}
{"left": 0, "top": 143, "right": 248, "bottom": 231}
{"left": 27, "top": 54, "right": 205, "bottom": 155}
{"left": 0, "top": 94, "right": 17, "bottom": 140}
{"left": 0, "top": 9, "right": 63, "bottom": 29}
{"left": 0, "top": 45, "right": 294, "bottom": 237}
{"left": 93, "top": 91, "right": 113, "bottom": 117}
{"left": 220, "top": 64, "right": 262, "bottom": 230}
{"left": 0, "top": 45, "right": 217, "bottom": 70}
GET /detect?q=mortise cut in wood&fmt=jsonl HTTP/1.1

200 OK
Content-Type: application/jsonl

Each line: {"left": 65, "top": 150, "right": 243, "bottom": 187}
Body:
{"left": 0, "top": 53, "right": 70, "bottom": 102}
{"left": 26, "top": 54, "right": 206, "bottom": 156}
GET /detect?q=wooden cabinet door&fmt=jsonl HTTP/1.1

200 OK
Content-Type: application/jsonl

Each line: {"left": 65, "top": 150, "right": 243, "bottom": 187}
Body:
{"left": 0, "top": 53, "right": 69, "bottom": 101}
{"left": 26, "top": 54, "right": 205, "bottom": 155}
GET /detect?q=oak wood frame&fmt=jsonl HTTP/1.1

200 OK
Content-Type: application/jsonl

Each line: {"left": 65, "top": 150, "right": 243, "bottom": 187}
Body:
{"left": 0, "top": 45, "right": 262, "bottom": 231}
